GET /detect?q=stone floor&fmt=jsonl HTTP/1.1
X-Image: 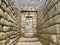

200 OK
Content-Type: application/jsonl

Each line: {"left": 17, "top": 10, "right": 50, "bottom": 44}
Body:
{"left": 16, "top": 37, "right": 43, "bottom": 45}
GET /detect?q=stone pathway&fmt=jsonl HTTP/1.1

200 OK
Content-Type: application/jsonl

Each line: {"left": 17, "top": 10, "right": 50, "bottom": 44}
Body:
{"left": 16, "top": 37, "right": 43, "bottom": 45}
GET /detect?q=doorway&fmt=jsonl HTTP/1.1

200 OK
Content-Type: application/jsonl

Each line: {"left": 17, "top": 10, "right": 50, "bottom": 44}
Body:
{"left": 21, "top": 12, "right": 37, "bottom": 37}
{"left": 25, "top": 16, "right": 33, "bottom": 37}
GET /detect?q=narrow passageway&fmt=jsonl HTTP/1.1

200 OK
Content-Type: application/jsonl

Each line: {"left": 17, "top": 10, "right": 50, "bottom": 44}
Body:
{"left": 0, "top": 0, "right": 60, "bottom": 45}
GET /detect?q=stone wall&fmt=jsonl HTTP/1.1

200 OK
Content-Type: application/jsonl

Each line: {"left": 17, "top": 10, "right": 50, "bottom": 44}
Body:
{"left": 0, "top": 0, "right": 21, "bottom": 45}
{"left": 37, "top": 0, "right": 60, "bottom": 45}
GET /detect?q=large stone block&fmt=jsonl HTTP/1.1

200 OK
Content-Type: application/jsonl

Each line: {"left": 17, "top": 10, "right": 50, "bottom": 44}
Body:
{"left": 0, "top": 9, "right": 3, "bottom": 17}
{"left": 48, "top": 15, "right": 60, "bottom": 26}
{"left": 1, "top": 2, "right": 7, "bottom": 11}
{"left": 4, "top": 0, "right": 9, "bottom": 6}
{"left": 6, "top": 31, "right": 17, "bottom": 37}
{"left": 0, "top": 25, "right": 3, "bottom": 31}
{"left": 8, "top": 22, "right": 13, "bottom": 26}
{"left": 8, "top": 22, "right": 17, "bottom": 27}
{"left": 55, "top": 24, "right": 60, "bottom": 34}
{"left": 0, "top": 18, "right": 9, "bottom": 25}
{"left": 57, "top": 35, "right": 60, "bottom": 45}
{"left": 10, "top": 35, "right": 17, "bottom": 39}
{"left": 48, "top": 25, "right": 57, "bottom": 34}
{"left": 12, "top": 27, "right": 17, "bottom": 31}
{"left": 11, "top": 31, "right": 18, "bottom": 35}
{"left": 47, "top": 6, "right": 58, "bottom": 18}
{"left": 6, "top": 7, "right": 11, "bottom": 13}
{"left": 53, "top": 0, "right": 59, "bottom": 4}
{"left": 0, "top": 0, "right": 1, "bottom": 5}
{"left": 0, "top": 40, "right": 6, "bottom": 45}
{"left": 51, "top": 35, "right": 57, "bottom": 45}
{"left": 43, "top": 20, "right": 50, "bottom": 28}
{"left": 4, "top": 12, "right": 15, "bottom": 23}
{"left": 56, "top": 2, "right": 60, "bottom": 13}
{"left": 3, "top": 12, "right": 8, "bottom": 19}
{"left": 6, "top": 32, "right": 12, "bottom": 37}
{"left": 3, "top": 26, "right": 11, "bottom": 32}
{"left": 47, "top": 0, "right": 54, "bottom": 10}
{"left": 0, "top": 32, "right": 8, "bottom": 40}
{"left": 38, "top": 34, "right": 52, "bottom": 45}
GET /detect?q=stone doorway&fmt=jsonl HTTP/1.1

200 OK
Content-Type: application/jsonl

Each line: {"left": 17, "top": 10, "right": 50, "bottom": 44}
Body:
{"left": 25, "top": 16, "right": 33, "bottom": 38}
{"left": 21, "top": 12, "right": 37, "bottom": 37}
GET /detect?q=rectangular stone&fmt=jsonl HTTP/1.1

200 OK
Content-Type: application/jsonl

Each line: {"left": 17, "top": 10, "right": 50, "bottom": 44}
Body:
{"left": 0, "top": 8, "right": 3, "bottom": 17}
{"left": 3, "top": 26, "right": 11, "bottom": 32}
{"left": 0, "top": 18, "right": 9, "bottom": 25}
{"left": 0, "top": 25, "right": 3, "bottom": 32}
{"left": 0, "top": 40, "right": 6, "bottom": 45}
{"left": 0, "top": 32, "right": 8, "bottom": 40}
{"left": 1, "top": 2, "right": 7, "bottom": 11}
{"left": 56, "top": 2, "right": 60, "bottom": 13}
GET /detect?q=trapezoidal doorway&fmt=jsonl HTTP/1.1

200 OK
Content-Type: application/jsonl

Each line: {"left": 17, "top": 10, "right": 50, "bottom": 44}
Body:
{"left": 25, "top": 16, "right": 33, "bottom": 38}
{"left": 21, "top": 12, "right": 37, "bottom": 38}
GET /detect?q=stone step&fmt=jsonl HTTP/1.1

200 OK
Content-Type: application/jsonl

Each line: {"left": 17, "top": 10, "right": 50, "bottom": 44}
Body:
{"left": 25, "top": 33, "right": 33, "bottom": 38}
{"left": 16, "top": 41, "right": 43, "bottom": 45}
{"left": 16, "top": 37, "right": 43, "bottom": 45}
{"left": 18, "top": 37, "right": 39, "bottom": 42}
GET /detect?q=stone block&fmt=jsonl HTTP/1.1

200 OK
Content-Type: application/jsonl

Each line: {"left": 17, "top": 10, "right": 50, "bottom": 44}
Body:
{"left": 48, "top": 15, "right": 60, "bottom": 26}
{"left": 38, "top": 34, "right": 52, "bottom": 45}
{"left": 51, "top": 35, "right": 57, "bottom": 45}
{"left": 11, "top": 31, "right": 17, "bottom": 35}
{"left": 0, "top": 9, "right": 3, "bottom": 17}
{"left": 6, "top": 7, "right": 11, "bottom": 13}
{"left": 10, "top": 35, "right": 17, "bottom": 39}
{"left": 0, "top": 25, "right": 3, "bottom": 32}
{"left": 6, "top": 31, "right": 17, "bottom": 37}
{"left": 53, "top": 0, "right": 59, "bottom": 4}
{"left": 55, "top": 2, "right": 60, "bottom": 13}
{"left": 3, "top": 26, "right": 11, "bottom": 32}
{"left": 8, "top": 22, "right": 13, "bottom": 26}
{"left": 0, "top": 18, "right": 9, "bottom": 25}
{"left": 1, "top": 2, "right": 7, "bottom": 11}
{"left": 0, "top": 40, "right": 6, "bottom": 45}
{"left": 6, "top": 32, "right": 12, "bottom": 37}
{"left": 3, "top": 12, "right": 8, "bottom": 19}
{"left": 48, "top": 25, "right": 57, "bottom": 34}
{"left": 43, "top": 20, "right": 50, "bottom": 28}
{"left": 12, "top": 27, "right": 17, "bottom": 31}
{"left": 55, "top": 24, "right": 60, "bottom": 34}
{"left": 4, "top": 0, "right": 9, "bottom": 6}
{"left": 0, "top": 32, "right": 8, "bottom": 40}
{"left": 48, "top": 6, "right": 58, "bottom": 18}
{"left": 0, "top": 0, "right": 1, "bottom": 5}
{"left": 4, "top": 12, "right": 15, "bottom": 23}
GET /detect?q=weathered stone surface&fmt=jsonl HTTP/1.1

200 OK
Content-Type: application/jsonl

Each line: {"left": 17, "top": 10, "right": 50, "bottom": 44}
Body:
{"left": 6, "top": 31, "right": 18, "bottom": 37}
{"left": 0, "top": 32, "right": 8, "bottom": 40}
{"left": 0, "top": 40, "right": 6, "bottom": 45}
{"left": 0, "top": 25, "right": 3, "bottom": 31}
{"left": 0, "top": 0, "right": 21, "bottom": 45}
{"left": 6, "top": 7, "right": 11, "bottom": 13}
{"left": 1, "top": 2, "right": 7, "bottom": 11}
{"left": 3, "top": 26, "right": 11, "bottom": 32}
{"left": 12, "top": 27, "right": 17, "bottom": 31}
{"left": 37, "top": 0, "right": 60, "bottom": 45}
{"left": 4, "top": 12, "right": 16, "bottom": 23}
{"left": 8, "top": 22, "right": 14, "bottom": 26}
{"left": 0, "top": 8, "right": 3, "bottom": 17}
{"left": 3, "top": 12, "right": 8, "bottom": 18}
{"left": 0, "top": 0, "right": 1, "bottom": 5}
{"left": 0, "top": 18, "right": 9, "bottom": 25}
{"left": 4, "top": 0, "right": 9, "bottom": 6}
{"left": 56, "top": 2, "right": 60, "bottom": 13}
